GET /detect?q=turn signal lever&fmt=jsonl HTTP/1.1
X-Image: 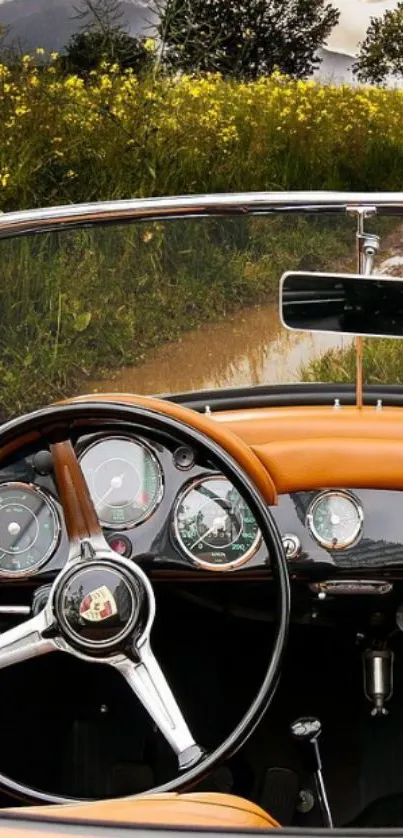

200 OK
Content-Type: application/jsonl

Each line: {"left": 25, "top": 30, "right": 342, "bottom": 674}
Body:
{"left": 290, "top": 716, "right": 333, "bottom": 828}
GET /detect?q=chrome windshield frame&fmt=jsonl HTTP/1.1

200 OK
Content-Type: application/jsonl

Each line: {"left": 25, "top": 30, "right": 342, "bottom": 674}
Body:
{"left": 1, "top": 192, "right": 403, "bottom": 240}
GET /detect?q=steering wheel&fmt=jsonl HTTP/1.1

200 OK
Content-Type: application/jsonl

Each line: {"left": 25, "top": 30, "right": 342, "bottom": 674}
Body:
{"left": 0, "top": 396, "right": 290, "bottom": 805}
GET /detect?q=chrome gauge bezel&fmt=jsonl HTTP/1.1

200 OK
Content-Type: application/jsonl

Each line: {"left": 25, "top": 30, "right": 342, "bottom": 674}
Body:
{"left": 306, "top": 489, "right": 364, "bottom": 551}
{"left": 173, "top": 474, "right": 262, "bottom": 571}
{"left": 79, "top": 435, "right": 164, "bottom": 529}
{"left": 0, "top": 481, "right": 61, "bottom": 578}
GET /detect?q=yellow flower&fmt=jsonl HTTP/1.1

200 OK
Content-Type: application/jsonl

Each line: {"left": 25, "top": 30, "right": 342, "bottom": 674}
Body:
{"left": 35, "top": 47, "right": 45, "bottom": 55}
{"left": 0, "top": 171, "right": 10, "bottom": 187}
{"left": 14, "top": 105, "right": 30, "bottom": 116}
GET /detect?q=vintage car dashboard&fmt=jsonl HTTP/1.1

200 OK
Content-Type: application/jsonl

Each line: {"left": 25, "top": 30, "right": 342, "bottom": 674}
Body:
{"left": 0, "top": 416, "right": 402, "bottom": 588}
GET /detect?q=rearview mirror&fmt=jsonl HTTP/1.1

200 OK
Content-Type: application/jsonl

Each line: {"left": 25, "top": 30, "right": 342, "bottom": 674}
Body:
{"left": 280, "top": 271, "right": 403, "bottom": 339}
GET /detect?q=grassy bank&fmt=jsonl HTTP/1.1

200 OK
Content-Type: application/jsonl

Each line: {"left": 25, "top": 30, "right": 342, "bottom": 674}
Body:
{"left": 2, "top": 61, "right": 403, "bottom": 210}
{"left": 301, "top": 340, "right": 403, "bottom": 386}
{"left": 0, "top": 215, "right": 353, "bottom": 418}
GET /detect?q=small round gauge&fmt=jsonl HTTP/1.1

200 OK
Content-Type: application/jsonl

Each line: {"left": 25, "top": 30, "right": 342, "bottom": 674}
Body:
{"left": 79, "top": 436, "right": 163, "bottom": 529}
{"left": 174, "top": 475, "right": 261, "bottom": 569}
{"left": 307, "top": 490, "right": 363, "bottom": 550}
{"left": 0, "top": 482, "right": 60, "bottom": 576}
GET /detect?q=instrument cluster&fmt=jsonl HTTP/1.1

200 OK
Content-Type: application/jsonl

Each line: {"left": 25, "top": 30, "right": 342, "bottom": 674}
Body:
{"left": 1, "top": 430, "right": 403, "bottom": 580}
{"left": 0, "top": 432, "right": 265, "bottom": 580}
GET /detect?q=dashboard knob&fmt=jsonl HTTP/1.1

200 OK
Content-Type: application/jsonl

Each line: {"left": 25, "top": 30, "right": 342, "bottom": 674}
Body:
{"left": 282, "top": 533, "right": 301, "bottom": 560}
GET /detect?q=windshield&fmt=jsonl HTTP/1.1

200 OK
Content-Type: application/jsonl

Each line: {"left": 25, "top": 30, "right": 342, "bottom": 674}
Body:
{"left": 0, "top": 203, "right": 401, "bottom": 420}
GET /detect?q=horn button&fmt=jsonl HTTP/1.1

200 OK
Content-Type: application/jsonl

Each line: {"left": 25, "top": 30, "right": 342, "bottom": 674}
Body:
{"left": 54, "top": 562, "right": 143, "bottom": 654}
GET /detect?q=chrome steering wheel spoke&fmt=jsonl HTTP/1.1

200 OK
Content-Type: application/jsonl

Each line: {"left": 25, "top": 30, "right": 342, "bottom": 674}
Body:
{"left": 113, "top": 640, "right": 203, "bottom": 771}
{"left": 0, "top": 608, "right": 56, "bottom": 670}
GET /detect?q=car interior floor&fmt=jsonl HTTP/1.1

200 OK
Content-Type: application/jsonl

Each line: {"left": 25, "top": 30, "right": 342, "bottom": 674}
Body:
{"left": 0, "top": 583, "right": 402, "bottom": 827}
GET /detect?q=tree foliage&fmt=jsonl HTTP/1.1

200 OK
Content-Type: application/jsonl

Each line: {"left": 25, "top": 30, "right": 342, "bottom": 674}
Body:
{"left": 61, "top": 0, "right": 152, "bottom": 75}
{"left": 354, "top": 3, "right": 403, "bottom": 85}
{"left": 61, "top": 30, "right": 152, "bottom": 75}
{"left": 155, "top": 0, "right": 340, "bottom": 79}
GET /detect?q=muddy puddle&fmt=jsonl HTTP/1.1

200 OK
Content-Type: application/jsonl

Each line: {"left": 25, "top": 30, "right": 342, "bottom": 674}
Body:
{"left": 85, "top": 303, "right": 351, "bottom": 396}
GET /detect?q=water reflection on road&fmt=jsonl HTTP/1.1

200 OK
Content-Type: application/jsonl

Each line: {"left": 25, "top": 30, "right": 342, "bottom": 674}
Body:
{"left": 86, "top": 303, "right": 350, "bottom": 396}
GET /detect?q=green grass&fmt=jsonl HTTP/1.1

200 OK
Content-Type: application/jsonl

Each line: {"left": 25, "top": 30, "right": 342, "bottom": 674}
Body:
{"left": 301, "top": 340, "right": 403, "bottom": 386}
{"left": 0, "top": 214, "right": 353, "bottom": 419}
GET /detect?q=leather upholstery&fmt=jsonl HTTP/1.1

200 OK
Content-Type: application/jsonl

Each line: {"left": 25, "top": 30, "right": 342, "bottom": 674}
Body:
{"left": 215, "top": 405, "right": 403, "bottom": 494}
{"left": 67, "top": 398, "right": 403, "bottom": 496}
{"left": 13, "top": 793, "right": 279, "bottom": 829}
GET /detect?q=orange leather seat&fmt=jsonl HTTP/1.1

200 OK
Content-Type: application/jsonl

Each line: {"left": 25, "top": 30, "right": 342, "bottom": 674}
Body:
{"left": 14, "top": 793, "right": 279, "bottom": 829}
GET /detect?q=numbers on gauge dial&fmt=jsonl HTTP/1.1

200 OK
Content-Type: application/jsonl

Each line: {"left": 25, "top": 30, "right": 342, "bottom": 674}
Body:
{"left": 79, "top": 437, "right": 163, "bottom": 528}
{"left": 0, "top": 482, "right": 60, "bottom": 575}
{"left": 174, "top": 475, "right": 261, "bottom": 568}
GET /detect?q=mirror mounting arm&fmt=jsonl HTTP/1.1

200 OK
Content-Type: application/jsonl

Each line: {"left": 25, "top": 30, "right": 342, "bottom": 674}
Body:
{"left": 348, "top": 206, "right": 378, "bottom": 410}
{"left": 357, "top": 234, "right": 380, "bottom": 276}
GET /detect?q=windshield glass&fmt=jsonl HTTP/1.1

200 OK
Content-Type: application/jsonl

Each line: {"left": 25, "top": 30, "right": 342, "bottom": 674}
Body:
{"left": 0, "top": 207, "right": 400, "bottom": 420}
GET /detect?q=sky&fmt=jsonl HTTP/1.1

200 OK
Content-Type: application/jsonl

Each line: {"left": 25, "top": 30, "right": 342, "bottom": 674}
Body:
{"left": 328, "top": 0, "right": 399, "bottom": 54}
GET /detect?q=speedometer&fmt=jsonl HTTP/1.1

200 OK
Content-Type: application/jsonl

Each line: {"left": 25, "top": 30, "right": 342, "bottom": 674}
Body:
{"left": 174, "top": 475, "right": 261, "bottom": 569}
{"left": 307, "top": 490, "right": 363, "bottom": 550}
{"left": 0, "top": 482, "right": 60, "bottom": 576}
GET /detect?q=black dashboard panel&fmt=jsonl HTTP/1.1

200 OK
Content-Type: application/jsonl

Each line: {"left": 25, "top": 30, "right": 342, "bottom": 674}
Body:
{"left": 0, "top": 428, "right": 403, "bottom": 582}
{"left": 273, "top": 490, "right": 403, "bottom": 571}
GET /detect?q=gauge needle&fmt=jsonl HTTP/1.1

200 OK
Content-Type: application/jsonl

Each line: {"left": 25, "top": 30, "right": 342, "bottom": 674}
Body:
{"left": 190, "top": 513, "right": 229, "bottom": 550}
{"left": 96, "top": 472, "right": 125, "bottom": 507}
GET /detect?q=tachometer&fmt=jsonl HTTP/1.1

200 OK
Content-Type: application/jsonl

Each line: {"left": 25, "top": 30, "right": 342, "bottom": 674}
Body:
{"left": 0, "top": 482, "right": 60, "bottom": 576}
{"left": 307, "top": 490, "right": 363, "bottom": 550}
{"left": 174, "top": 475, "right": 261, "bottom": 569}
{"left": 79, "top": 436, "right": 163, "bottom": 528}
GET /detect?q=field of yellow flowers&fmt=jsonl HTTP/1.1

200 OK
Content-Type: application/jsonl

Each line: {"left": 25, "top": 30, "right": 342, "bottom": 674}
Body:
{"left": 1, "top": 55, "right": 403, "bottom": 210}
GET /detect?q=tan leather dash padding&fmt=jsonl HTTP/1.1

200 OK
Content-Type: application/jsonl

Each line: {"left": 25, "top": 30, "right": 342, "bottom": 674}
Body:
{"left": 214, "top": 405, "right": 403, "bottom": 494}
{"left": 59, "top": 393, "right": 277, "bottom": 504}
{"left": 13, "top": 792, "right": 279, "bottom": 829}
{"left": 252, "top": 437, "right": 403, "bottom": 494}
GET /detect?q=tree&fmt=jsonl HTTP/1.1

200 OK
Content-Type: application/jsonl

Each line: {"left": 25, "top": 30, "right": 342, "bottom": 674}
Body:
{"left": 72, "top": 0, "right": 125, "bottom": 38}
{"left": 155, "top": 0, "right": 340, "bottom": 80}
{"left": 61, "top": 0, "right": 153, "bottom": 75}
{"left": 61, "top": 30, "right": 153, "bottom": 75}
{"left": 354, "top": 3, "right": 403, "bottom": 85}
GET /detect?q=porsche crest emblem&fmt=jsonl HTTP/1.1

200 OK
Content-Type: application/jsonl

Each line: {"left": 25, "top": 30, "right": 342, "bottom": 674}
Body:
{"left": 79, "top": 585, "right": 117, "bottom": 622}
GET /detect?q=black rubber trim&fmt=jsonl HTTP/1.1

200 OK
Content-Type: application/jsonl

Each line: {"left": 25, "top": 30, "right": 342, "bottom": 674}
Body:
{"left": 0, "top": 400, "right": 290, "bottom": 804}
{"left": 162, "top": 384, "right": 403, "bottom": 412}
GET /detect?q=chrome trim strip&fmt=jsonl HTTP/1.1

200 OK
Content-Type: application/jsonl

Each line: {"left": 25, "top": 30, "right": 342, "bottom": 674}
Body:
{"left": 1, "top": 192, "right": 403, "bottom": 239}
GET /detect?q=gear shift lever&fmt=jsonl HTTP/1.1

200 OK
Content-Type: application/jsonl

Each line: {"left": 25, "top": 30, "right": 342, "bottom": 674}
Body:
{"left": 290, "top": 716, "right": 333, "bottom": 827}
